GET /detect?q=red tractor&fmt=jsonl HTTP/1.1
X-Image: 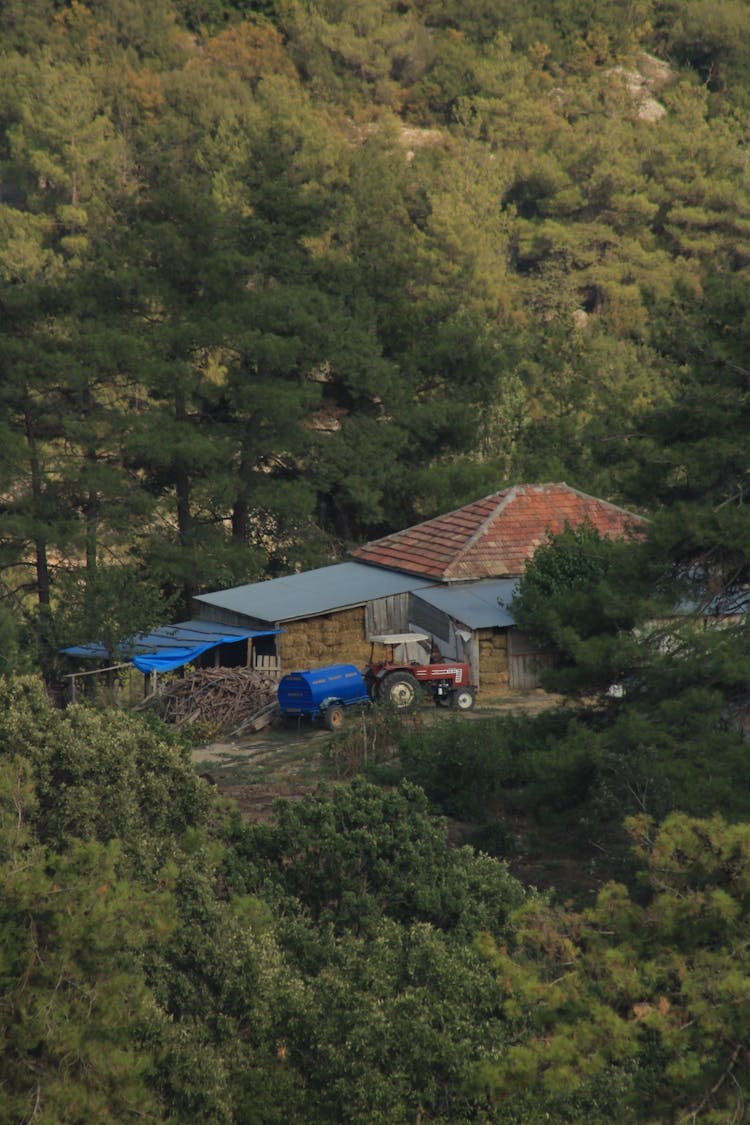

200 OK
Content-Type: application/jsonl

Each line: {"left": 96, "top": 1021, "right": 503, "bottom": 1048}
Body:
{"left": 363, "top": 633, "right": 476, "bottom": 712}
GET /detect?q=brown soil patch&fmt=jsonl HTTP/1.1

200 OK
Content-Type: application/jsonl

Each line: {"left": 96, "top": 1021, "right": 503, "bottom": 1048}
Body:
{"left": 218, "top": 784, "right": 317, "bottom": 823}
{"left": 193, "top": 690, "right": 562, "bottom": 822}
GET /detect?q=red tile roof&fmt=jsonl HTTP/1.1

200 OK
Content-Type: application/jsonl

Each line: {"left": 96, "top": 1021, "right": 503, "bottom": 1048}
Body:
{"left": 352, "top": 483, "right": 645, "bottom": 581}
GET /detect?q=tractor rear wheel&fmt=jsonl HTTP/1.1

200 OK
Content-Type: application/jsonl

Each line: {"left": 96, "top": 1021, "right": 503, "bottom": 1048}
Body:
{"left": 451, "top": 687, "right": 475, "bottom": 711}
{"left": 324, "top": 703, "right": 346, "bottom": 731}
{"left": 380, "top": 671, "right": 419, "bottom": 710}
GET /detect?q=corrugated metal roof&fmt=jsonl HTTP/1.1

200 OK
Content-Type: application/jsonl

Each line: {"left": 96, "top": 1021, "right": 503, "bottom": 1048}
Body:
{"left": 412, "top": 579, "right": 520, "bottom": 629}
{"left": 676, "top": 588, "right": 750, "bottom": 617}
{"left": 352, "top": 483, "right": 645, "bottom": 580}
{"left": 195, "top": 561, "right": 433, "bottom": 624}
{"left": 61, "top": 619, "right": 280, "bottom": 661}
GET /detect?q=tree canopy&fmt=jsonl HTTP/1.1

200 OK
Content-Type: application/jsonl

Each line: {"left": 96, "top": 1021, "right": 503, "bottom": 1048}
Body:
{"left": 2, "top": 2, "right": 750, "bottom": 1118}
{"left": 3, "top": 0, "right": 750, "bottom": 660}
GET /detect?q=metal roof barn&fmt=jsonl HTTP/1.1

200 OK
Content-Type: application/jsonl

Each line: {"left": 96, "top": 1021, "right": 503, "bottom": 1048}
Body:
{"left": 411, "top": 578, "right": 520, "bottom": 630}
{"left": 194, "top": 561, "right": 433, "bottom": 625}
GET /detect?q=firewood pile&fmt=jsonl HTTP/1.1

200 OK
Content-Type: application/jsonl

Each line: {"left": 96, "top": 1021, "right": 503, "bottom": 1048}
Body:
{"left": 159, "top": 667, "right": 279, "bottom": 733}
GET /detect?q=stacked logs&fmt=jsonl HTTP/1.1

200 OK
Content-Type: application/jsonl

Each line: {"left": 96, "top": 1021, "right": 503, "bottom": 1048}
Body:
{"left": 160, "top": 667, "right": 279, "bottom": 733}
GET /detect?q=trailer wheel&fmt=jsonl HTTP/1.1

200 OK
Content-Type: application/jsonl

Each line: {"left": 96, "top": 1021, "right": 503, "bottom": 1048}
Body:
{"left": 380, "top": 671, "right": 419, "bottom": 710}
{"left": 452, "top": 687, "right": 475, "bottom": 711}
{"left": 324, "top": 703, "right": 346, "bottom": 731}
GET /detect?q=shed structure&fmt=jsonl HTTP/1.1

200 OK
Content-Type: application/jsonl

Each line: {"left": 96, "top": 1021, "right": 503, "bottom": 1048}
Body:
{"left": 193, "top": 561, "right": 434, "bottom": 675}
{"left": 61, "top": 619, "right": 282, "bottom": 672}
{"left": 192, "top": 483, "right": 645, "bottom": 694}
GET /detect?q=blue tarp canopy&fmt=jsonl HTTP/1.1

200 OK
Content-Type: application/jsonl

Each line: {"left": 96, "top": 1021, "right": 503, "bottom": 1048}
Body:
{"left": 61, "top": 619, "right": 282, "bottom": 674}
{"left": 132, "top": 646, "right": 225, "bottom": 675}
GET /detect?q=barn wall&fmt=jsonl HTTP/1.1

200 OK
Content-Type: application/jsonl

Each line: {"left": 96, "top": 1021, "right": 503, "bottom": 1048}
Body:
{"left": 508, "top": 628, "right": 555, "bottom": 689}
{"left": 476, "top": 627, "right": 510, "bottom": 695}
{"left": 194, "top": 603, "right": 269, "bottom": 630}
{"left": 365, "top": 592, "right": 412, "bottom": 635}
{"left": 278, "top": 606, "right": 370, "bottom": 672}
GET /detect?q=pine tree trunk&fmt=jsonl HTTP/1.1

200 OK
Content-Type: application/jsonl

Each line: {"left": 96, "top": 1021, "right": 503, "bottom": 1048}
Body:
{"left": 24, "top": 410, "right": 50, "bottom": 608}
{"left": 232, "top": 448, "right": 253, "bottom": 543}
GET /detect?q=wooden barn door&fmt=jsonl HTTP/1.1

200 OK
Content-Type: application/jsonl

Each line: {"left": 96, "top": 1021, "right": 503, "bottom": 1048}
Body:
{"left": 508, "top": 629, "right": 555, "bottom": 690}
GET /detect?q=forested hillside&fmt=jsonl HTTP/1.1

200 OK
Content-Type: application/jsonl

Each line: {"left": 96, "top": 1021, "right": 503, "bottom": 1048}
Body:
{"left": 2, "top": 0, "right": 750, "bottom": 666}
{"left": 2, "top": 674, "right": 749, "bottom": 1124}
{"left": 2, "top": 3, "right": 750, "bottom": 1121}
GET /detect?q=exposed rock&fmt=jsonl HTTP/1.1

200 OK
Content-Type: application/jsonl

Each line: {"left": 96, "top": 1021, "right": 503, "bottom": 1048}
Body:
{"left": 399, "top": 125, "right": 445, "bottom": 160}
{"left": 607, "top": 52, "right": 674, "bottom": 123}
{"left": 634, "top": 51, "right": 673, "bottom": 88}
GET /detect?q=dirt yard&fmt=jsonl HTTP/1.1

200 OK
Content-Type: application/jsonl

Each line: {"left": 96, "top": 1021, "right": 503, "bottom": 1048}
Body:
{"left": 192, "top": 690, "right": 559, "bottom": 824}
{"left": 191, "top": 689, "right": 624, "bottom": 903}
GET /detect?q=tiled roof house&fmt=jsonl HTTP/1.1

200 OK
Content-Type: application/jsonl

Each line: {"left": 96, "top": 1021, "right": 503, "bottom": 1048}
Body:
{"left": 345, "top": 483, "right": 645, "bottom": 692}
{"left": 191, "top": 482, "right": 645, "bottom": 695}
{"left": 352, "top": 482, "right": 642, "bottom": 581}
{"left": 64, "top": 483, "right": 644, "bottom": 699}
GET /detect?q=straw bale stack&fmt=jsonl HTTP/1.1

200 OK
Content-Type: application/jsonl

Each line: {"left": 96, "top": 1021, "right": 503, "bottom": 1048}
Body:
{"left": 477, "top": 628, "right": 509, "bottom": 694}
{"left": 279, "top": 607, "right": 371, "bottom": 670}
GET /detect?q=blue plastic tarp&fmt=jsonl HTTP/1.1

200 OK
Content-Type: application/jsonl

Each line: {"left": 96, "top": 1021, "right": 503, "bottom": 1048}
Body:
{"left": 132, "top": 645, "right": 218, "bottom": 674}
{"left": 61, "top": 619, "right": 282, "bottom": 672}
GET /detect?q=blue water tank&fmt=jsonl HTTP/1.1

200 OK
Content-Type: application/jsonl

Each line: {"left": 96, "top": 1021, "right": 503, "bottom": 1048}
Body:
{"left": 277, "top": 663, "right": 369, "bottom": 717}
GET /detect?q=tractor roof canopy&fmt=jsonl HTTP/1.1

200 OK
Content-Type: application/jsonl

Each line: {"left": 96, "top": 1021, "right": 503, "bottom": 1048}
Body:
{"left": 368, "top": 633, "right": 429, "bottom": 645}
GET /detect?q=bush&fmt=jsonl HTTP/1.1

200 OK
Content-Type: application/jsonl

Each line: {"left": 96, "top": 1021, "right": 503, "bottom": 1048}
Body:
{"left": 0, "top": 675, "right": 212, "bottom": 877}
{"left": 223, "top": 776, "right": 527, "bottom": 940}
{"left": 398, "top": 710, "right": 574, "bottom": 821}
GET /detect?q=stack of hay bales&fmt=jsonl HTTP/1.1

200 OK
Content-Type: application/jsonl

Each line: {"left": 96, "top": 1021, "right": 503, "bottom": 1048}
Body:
{"left": 477, "top": 629, "right": 509, "bottom": 695}
{"left": 279, "top": 607, "right": 371, "bottom": 672}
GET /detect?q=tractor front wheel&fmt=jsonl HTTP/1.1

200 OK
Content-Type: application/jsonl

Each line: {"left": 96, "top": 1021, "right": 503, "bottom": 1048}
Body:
{"left": 380, "top": 671, "right": 419, "bottom": 711}
{"left": 451, "top": 688, "right": 475, "bottom": 711}
{"left": 324, "top": 703, "right": 346, "bottom": 731}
